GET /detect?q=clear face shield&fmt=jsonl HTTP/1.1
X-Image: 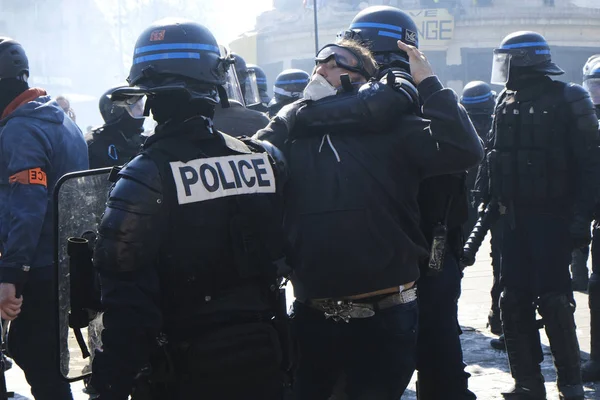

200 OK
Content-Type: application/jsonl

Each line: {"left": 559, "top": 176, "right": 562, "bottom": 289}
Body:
{"left": 110, "top": 94, "right": 146, "bottom": 119}
{"left": 584, "top": 78, "right": 600, "bottom": 106}
{"left": 243, "top": 70, "right": 261, "bottom": 107}
{"left": 491, "top": 52, "right": 511, "bottom": 86}
{"left": 218, "top": 44, "right": 245, "bottom": 106}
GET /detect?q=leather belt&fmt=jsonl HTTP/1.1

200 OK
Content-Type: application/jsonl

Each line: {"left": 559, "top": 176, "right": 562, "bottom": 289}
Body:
{"left": 306, "top": 287, "right": 417, "bottom": 323}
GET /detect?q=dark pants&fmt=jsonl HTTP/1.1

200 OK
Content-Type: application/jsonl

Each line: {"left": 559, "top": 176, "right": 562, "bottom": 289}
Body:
{"left": 291, "top": 298, "right": 418, "bottom": 400}
{"left": 416, "top": 253, "right": 475, "bottom": 399}
{"left": 591, "top": 221, "right": 600, "bottom": 277}
{"left": 7, "top": 278, "right": 73, "bottom": 400}
{"left": 490, "top": 220, "right": 504, "bottom": 314}
{"left": 500, "top": 211, "right": 572, "bottom": 298}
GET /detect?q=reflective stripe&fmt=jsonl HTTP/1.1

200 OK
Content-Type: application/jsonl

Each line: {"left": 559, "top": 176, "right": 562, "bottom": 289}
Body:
{"left": 378, "top": 31, "right": 402, "bottom": 40}
{"left": 135, "top": 43, "right": 219, "bottom": 55}
{"left": 350, "top": 22, "right": 403, "bottom": 33}
{"left": 134, "top": 52, "right": 200, "bottom": 64}
{"left": 462, "top": 93, "right": 493, "bottom": 104}
{"left": 500, "top": 41, "right": 548, "bottom": 49}
{"left": 276, "top": 79, "right": 309, "bottom": 85}
{"left": 535, "top": 50, "right": 551, "bottom": 55}
{"left": 273, "top": 87, "right": 302, "bottom": 98}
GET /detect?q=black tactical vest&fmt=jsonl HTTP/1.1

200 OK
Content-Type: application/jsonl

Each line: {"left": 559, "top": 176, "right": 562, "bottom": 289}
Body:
{"left": 142, "top": 125, "right": 283, "bottom": 328}
{"left": 488, "top": 79, "right": 573, "bottom": 204}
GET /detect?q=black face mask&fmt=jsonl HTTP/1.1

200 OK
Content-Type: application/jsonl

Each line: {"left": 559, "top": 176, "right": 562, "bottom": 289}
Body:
{"left": 116, "top": 115, "right": 145, "bottom": 137}
{"left": 147, "top": 92, "right": 215, "bottom": 125}
{"left": 469, "top": 114, "right": 493, "bottom": 139}
{"left": 0, "top": 78, "right": 28, "bottom": 117}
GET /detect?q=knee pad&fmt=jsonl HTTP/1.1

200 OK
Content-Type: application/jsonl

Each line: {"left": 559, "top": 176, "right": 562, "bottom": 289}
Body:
{"left": 589, "top": 273, "right": 600, "bottom": 309}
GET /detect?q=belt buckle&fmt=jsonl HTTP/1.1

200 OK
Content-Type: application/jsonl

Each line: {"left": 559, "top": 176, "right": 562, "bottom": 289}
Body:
{"left": 321, "top": 300, "right": 375, "bottom": 323}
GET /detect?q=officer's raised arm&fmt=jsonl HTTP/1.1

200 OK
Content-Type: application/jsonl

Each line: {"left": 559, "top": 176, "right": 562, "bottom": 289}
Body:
{"left": 395, "top": 40, "right": 484, "bottom": 177}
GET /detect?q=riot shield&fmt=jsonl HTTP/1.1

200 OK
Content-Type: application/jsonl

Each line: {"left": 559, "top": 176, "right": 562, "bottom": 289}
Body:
{"left": 54, "top": 168, "right": 113, "bottom": 382}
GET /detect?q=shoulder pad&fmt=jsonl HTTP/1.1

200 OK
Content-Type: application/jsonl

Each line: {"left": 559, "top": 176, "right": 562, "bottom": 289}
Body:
{"left": 564, "top": 83, "right": 590, "bottom": 103}
{"left": 250, "top": 138, "right": 288, "bottom": 186}
{"left": 218, "top": 131, "right": 252, "bottom": 154}
{"left": 118, "top": 154, "right": 162, "bottom": 192}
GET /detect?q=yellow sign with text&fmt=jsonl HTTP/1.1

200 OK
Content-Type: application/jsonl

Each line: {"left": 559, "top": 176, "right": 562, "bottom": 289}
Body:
{"left": 407, "top": 9, "right": 455, "bottom": 48}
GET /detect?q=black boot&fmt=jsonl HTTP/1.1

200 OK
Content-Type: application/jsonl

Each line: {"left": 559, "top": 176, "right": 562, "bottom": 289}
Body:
{"left": 571, "top": 248, "right": 589, "bottom": 292}
{"left": 582, "top": 273, "right": 600, "bottom": 382}
{"left": 537, "top": 293, "right": 584, "bottom": 400}
{"left": 500, "top": 291, "right": 546, "bottom": 400}
{"left": 490, "top": 334, "right": 506, "bottom": 351}
{"left": 488, "top": 308, "right": 503, "bottom": 335}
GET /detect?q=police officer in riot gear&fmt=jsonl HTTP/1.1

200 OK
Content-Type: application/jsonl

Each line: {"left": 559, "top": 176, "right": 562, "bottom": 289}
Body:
{"left": 89, "top": 19, "right": 287, "bottom": 400}
{"left": 581, "top": 57, "right": 600, "bottom": 382}
{"left": 460, "top": 81, "right": 504, "bottom": 337}
{"left": 336, "top": 6, "right": 478, "bottom": 399}
{"left": 482, "top": 31, "right": 599, "bottom": 399}
{"left": 212, "top": 47, "right": 270, "bottom": 137}
{"left": 267, "top": 69, "right": 310, "bottom": 117}
{"left": 85, "top": 85, "right": 145, "bottom": 169}
{"left": 247, "top": 64, "right": 270, "bottom": 112}
{"left": 570, "top": 57, "right": 600, "bottom": 293}
{"left": 256, "top": 6, "right": 482, "bottom": 399}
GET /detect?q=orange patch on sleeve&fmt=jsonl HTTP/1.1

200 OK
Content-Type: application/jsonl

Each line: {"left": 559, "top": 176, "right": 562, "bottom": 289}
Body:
{"left": 9, "top": 168, "right": 47, "bottom": 187}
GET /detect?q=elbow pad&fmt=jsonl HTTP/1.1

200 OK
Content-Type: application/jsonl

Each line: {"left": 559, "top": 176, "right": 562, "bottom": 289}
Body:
{"left": 93, "top": 155, "right": 164, "bottom": 273}
{"left": 565, "top": 83, "right": 600, "bottom": 143}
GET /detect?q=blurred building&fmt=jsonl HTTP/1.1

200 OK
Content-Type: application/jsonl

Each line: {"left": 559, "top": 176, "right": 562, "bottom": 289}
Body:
{"left": 0, "top": 0, "right": 122, "bottom": 128}
{"left": 231, "top": 0, "right": 600, "bottom": 95}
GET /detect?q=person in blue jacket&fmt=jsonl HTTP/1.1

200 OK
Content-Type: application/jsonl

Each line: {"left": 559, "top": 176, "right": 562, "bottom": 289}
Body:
{"left": 0, "top": 37, "right": 88, "bottom": 400}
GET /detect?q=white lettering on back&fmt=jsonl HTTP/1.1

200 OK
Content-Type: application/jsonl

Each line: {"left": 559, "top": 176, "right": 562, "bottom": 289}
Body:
{"left": 170, "top": 153, "right": 276, "bottom": 205}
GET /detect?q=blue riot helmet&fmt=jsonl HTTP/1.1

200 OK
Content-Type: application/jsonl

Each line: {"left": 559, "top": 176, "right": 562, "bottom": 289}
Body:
{"left": 114, "top": 18, "right": 230, "bottom": 105}
{"left": 491, "top": 31, "right": 564, "bottom": 85}
{"left": 247, "top": 64, "right": 270, "bottom": 104}
{"left": 270, "top": 69, "right": 310, "bottom": 106}
{"left": 0, "top": 37, "right": 28, "bottom": 80}
{"left": 338, "top": 6, "right": 419, "bottom": 70}
{"left": 460, "top": 81, "right": 496, "bottom": 115}
{"left": 583, "top": 58, "right": 600, "bottom": 106}
{"left": 583, "top": 54, "right": 600, "bottom": 77}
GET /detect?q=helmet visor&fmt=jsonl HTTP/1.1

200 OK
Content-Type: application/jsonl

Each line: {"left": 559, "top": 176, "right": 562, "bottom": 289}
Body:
{"left": 110, "top": 92, "right": 146, "bottom": 119}
{"left": 243, "top": 70, "right": 261, "bottom": 107}
{"left": 584, "top": 78, "right": 600, "bottom": 105}
{"left": 491, "top": 52, "right": 511, "bottom": 85}
{"left": 224, "top": 67, "right": 245, "bottom": 106}
{"left": 315, "top": 44, "right": 370, "bottom": 78}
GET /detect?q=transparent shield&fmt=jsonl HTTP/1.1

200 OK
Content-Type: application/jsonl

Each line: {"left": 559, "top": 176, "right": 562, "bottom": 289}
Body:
{"left": 491, "top": 53, "right": 511, "bottom": 85}
{"left": 244, "top": 70, "right": 261, "bottom": 107}
{"left": 54, "top": 168, "right": 113, "bottom": 381}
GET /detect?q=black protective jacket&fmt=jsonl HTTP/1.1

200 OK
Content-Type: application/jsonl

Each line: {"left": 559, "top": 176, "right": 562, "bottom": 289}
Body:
{"left": 254, "top": 76, "right": 483, "bottom": 300}
{"left": 90, "top": 118, "right": 285, "bottom": 399}
{"left": 85, "top": 124, "right": 144, "bottom": 169}
{"left": 212, "top": 100, "right": 270, "bottom": 138}
{"left": 478, "top": 76, "right": 600, "bottom": 222}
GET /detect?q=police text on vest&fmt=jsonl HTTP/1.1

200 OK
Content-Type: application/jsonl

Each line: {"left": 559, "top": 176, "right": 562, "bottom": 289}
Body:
{"left": 170, "top": 153, "right": 276, "bottom": 204}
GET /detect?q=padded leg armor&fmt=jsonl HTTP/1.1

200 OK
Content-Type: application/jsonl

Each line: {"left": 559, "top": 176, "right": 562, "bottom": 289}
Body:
{"left": 500, "top": 290, "right": 547, "bottom": 400}
{"left": 582, "top": 272, "right": 600, "bottom": 382}
{"left": 537, "top": 293, "right": 584, "bottom": 400}
{"left": 570, "top": 248, "right": 589, "bottom": 292}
